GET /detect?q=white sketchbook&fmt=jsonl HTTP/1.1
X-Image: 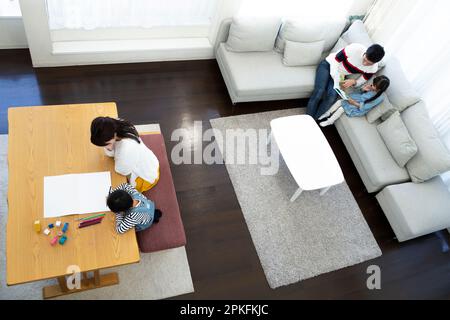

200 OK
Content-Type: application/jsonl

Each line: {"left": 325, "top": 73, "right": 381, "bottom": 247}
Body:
{"left": 44, "top": 171, "right": 111, "bottom": 218}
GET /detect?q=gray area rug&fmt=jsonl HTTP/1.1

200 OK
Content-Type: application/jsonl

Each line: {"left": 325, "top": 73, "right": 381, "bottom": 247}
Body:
{"left": 0, "top": 135, "right": 194, "bottom": 300}
{"left": 210, "top": 108, "right": 382, "bottom": 289}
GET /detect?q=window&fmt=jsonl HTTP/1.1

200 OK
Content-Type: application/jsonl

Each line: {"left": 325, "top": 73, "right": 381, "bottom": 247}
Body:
{"left": 238, "top": 0, "right": 358, "bottom": 18}
{"left": 46, "top": 0, "right": 217, "bottom": 30}
{"left": 0, "top": 0, "right": 22, "bottom": 17}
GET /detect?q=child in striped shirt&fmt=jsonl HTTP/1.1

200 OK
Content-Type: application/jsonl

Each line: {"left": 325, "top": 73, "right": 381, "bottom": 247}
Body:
{"left": 107, "top": 183, "right": 162, "bottom": 234}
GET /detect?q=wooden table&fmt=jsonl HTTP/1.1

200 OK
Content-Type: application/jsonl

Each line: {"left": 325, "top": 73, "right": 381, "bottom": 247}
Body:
{"left": 7, "top": 103, "right": 140, "bottom": 299}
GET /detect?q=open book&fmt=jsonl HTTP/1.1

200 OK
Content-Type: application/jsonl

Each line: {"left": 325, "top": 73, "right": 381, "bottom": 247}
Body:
{"left": 334, "top": 87, "right": 349, "bottom": 100}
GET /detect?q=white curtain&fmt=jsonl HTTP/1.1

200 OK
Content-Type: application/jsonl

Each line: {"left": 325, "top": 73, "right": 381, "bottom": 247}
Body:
{"left": 0, "top": 0, "right": 22, "bottom": 16}
{"left": 365, "top": 0, "right": 450, "bottom": 186}
{"left": 238, "top": 0, "right": 371, "bottom": 19}
{"left": 46, "top": 0, "right": 218, "bottom": 30}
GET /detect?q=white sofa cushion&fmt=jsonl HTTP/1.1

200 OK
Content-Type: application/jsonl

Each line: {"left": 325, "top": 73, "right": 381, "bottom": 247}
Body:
{"left": 216, "top": 43, "right": 316, "bottom": 100}
{"left": 275, "top": 18, "right": 346, "bottom": 53}
{"left": 366, "top": 94, "right": 396, "bottom": 123}
{"left": 330, "top": 38, "right": 348, "bottom": 53}
{"left": 226, "top": 16, "right": 281, "bottom": 52}
{"left": 341, "top": 20, "right": 373, "bottom": 47}
{"left": 402, "top": 101, "right": 450, "bottom": 183}
{"left": 377, "top": 111, "right": 418, "bottom": 168}
{"left": 378, "top": 57, "right": 421, "bottom": 112}
{"left": 335, "top": 115, "right": 410, "bottom": 190}
{"left": 282, "top": 40, "right": 325, "bottom": 66}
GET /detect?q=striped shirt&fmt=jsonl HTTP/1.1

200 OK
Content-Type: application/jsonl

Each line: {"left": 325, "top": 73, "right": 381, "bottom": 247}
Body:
{"left": 326, "top": 43, "right": 379, "bottom": 88}
{"left": 109, "top": 183, "right": 155, "bottom": 234}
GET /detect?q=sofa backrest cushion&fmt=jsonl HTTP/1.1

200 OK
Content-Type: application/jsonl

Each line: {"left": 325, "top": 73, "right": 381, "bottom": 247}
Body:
{"left": 366, "top": 93, "right": 397, "bottom": 123}
{"left": 330, "top": 38, "right": 348, "bottom": 53}
{"left": 402, "top": 101, "right": 450, "bottom": 183}
{"left": 275, "top": 17, "right": 346, "bottom": 53}
{"left": 214, "top": 18, "right": 232, "bottom": 52}
{"left": 377, "top": 57, "right": 421, "bottom": 112}
{"left": 282, "top": 40, "right": 325, "bottom": 66}
{"left": 226, "top": 16, "right": 282, "bottom": 52}
{"left": 377, "top": 111, "right": 418, "bottom": 168}
{"left": 341, "top": 20, "right": 373, "bottom": 47}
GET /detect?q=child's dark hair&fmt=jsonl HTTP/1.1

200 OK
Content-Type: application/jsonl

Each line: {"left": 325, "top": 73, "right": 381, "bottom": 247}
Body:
{"left": 107, "top": 190, "right": 133, "bottom": 213}
{"left": 365, "top": 75, "right": 390, "bottom": 103}
{"left": 90, "top": 117, "right": 140, "bottom": 147}
{"left": 365, "top": 44, "right": 385, "bottom": 64}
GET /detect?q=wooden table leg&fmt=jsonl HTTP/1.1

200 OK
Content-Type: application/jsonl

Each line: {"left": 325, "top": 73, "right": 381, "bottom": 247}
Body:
{"left": 94, "top": 270, "right": 101, "bottom": 286}
{"left": 57, "top": 276, "right": 69, "bottom": 293}
{"left": 43, "top": 270, "right": 119, "bottom": 299}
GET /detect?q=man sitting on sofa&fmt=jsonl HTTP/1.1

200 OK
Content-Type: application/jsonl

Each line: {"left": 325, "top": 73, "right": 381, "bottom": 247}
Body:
{"left": 306, "top": 43, "right": 385, "bottom": 120}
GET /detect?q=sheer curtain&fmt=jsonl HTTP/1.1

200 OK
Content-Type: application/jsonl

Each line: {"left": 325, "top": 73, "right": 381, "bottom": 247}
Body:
{"left": 238, "top": 0, "right": 365, "bottom": 18}
{"left": 46, "top": 0, "right": 218, "bottom": 30}
{"left": 365, "top": 0, "right": 450, "bottom": 186}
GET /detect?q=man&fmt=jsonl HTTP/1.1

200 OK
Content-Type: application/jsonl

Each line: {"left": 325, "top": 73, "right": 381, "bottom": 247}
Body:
{"left": 306, "top": 43, "right": 385, "bottom": 120}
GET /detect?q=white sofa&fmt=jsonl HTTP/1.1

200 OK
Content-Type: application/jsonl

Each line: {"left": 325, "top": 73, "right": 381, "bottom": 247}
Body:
{"left": 215, "top": 18, "right": 344, "bottom": 103}
{"left": 215, "top": 18, "right": 450, "bottom": 242}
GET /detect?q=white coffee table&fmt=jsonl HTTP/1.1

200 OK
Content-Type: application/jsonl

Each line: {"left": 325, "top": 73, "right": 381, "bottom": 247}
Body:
{"left": 269, "top": 115, "right": 344, "bottom": 202}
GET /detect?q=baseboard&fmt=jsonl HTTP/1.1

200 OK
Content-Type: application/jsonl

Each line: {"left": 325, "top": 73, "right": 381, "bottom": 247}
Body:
{"left": 0, "top": 45, "right": 28, "bottom": 49}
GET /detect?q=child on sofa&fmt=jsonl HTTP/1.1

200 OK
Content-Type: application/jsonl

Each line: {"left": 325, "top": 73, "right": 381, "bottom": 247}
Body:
{"left": 107, "top": 183, "right": 162, "bottom": 234}
{"left": 319, "top": 75, "right": 390, "bottom": 127}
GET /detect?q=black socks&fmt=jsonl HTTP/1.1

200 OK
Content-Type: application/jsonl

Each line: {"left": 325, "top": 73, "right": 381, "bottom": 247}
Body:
{"left": 154, "top": 209, "right": 163, "bottom": 223}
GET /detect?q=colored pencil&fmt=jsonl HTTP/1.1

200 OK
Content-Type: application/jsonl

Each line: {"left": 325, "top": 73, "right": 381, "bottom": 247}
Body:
{"left": 78, "top": 219, "right": 102, "bottom": 229}
{"left": 75, "top": 213, "right": 106, "bottom": 221}
{"left": 78, "top": 216, "right": 104, "bottom": 228}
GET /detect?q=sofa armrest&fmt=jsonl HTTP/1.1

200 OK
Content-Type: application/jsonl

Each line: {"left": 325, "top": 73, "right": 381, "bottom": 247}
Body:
{"left": 214, "top": 18, "right": 232, "bottom": 53}
{"left": 376, "top": 177, "right": 450, "bottom": 242}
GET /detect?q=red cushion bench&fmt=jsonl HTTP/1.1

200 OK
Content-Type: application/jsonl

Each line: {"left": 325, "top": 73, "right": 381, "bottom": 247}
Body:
{"left": 136, "top": 133, "right": 186, "bottom": 253}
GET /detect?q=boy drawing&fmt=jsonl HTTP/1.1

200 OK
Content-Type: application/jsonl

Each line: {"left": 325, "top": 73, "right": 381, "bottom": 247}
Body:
{"left": 107, "top": 183, "right": 162, "bottom": 234}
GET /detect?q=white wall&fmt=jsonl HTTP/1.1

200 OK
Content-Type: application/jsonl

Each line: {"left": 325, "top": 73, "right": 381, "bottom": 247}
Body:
{"left": 0, "top": 17, "right": 28, "bottom": 49}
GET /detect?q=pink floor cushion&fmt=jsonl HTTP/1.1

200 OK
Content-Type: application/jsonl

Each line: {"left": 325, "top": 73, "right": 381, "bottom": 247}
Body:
{"left": 136, "top": 133, "right": 186, "bottom": 253}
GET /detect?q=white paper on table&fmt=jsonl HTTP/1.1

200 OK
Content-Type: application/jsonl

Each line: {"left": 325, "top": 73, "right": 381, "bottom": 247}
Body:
{"left": 44, "top": 171, "right": 111, "bottom": 218}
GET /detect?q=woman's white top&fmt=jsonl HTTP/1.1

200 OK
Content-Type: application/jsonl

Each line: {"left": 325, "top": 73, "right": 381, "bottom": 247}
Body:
{"left": 104, "top": 138, "right": 159, "bottom": 186}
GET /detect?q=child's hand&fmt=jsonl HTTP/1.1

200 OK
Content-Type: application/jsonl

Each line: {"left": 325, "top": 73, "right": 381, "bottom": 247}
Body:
{"left": 348, "top": 98, "right": 360, "bottom": 108}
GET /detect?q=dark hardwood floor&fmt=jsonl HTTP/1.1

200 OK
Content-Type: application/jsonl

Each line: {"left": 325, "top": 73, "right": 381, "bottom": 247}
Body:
{"left": 1, "top": 49, "right": 449, "bottom": 300}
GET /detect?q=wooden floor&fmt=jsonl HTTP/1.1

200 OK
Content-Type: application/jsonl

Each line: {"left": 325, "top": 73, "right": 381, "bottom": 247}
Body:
{"left": 1, "top": 50, "right": 449, "bottom": 299}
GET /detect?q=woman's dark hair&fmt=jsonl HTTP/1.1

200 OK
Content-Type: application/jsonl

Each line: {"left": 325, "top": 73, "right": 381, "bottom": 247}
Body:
{"left": 107, "top": 190, "right": 133, "bottom": 213}
{"left": 90, "top": 117, "right": 140, "bottom": 146}
{"left": 365, "top": 44, "right": 385, "bottom": 64}
{"left": 365, "top": 75, "right": 390, "bottom": 103}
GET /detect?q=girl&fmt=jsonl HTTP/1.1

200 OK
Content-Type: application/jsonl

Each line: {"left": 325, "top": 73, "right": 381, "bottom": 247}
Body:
{"left": 90, "top": 117, "right": 160, "bottom": 193}
{"left": 319, "top": 75, "right": 390, "bottom": 127}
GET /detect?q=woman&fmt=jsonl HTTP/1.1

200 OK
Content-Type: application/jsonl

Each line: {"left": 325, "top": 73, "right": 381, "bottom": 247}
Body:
{"left": 90, "top": 117, "right": 160, "bottom": 193}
